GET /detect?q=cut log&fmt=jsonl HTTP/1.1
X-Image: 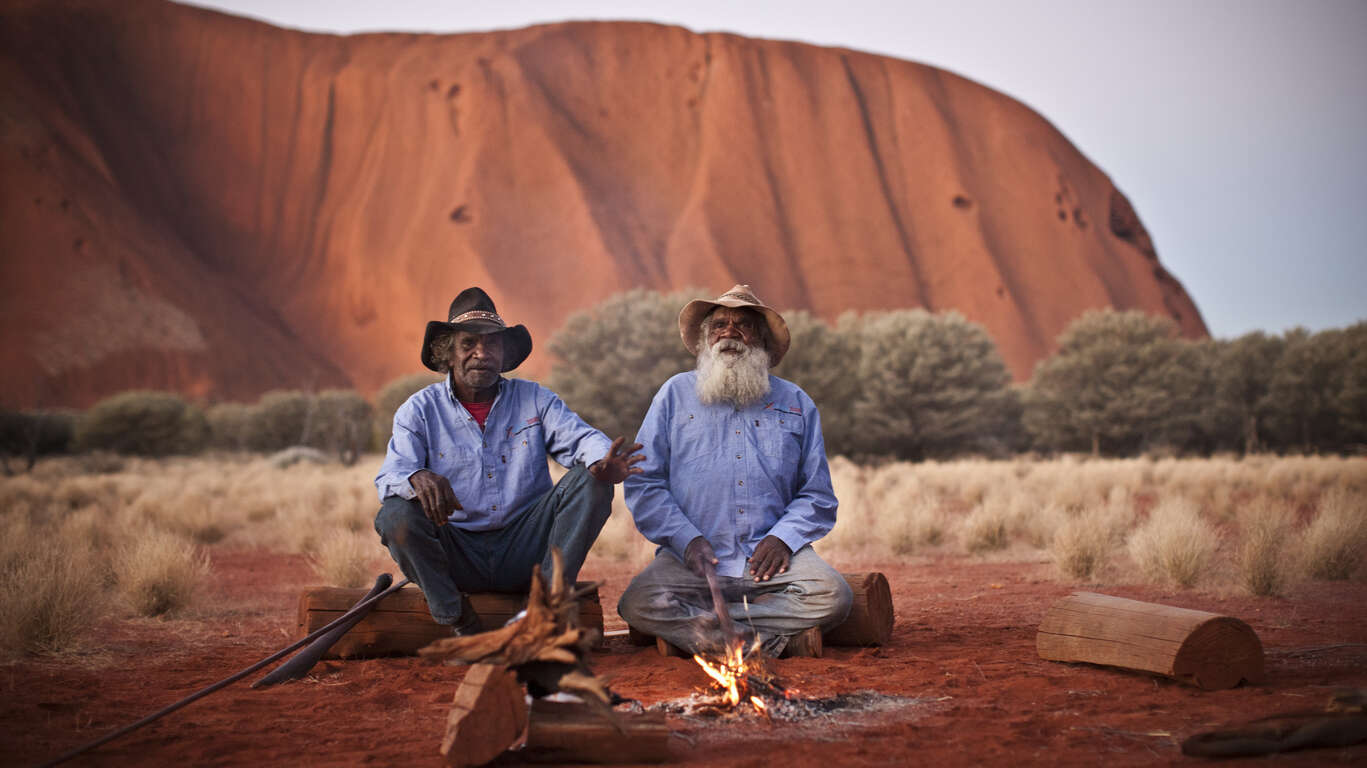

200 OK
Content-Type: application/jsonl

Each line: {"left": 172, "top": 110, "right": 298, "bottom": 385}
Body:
{"left": 297, "top": 583, "right": 603, "bottom": 659}
{"left": 522, "top": 699, "right": 671, "bottom": 764}
{"left": 440, "top": 663, "right": 527, "bottom": 767}
{"left": 823, "top": 572, "right": 894, "bottom": 647}
{"left": 634, "top": 571, "right": 892, "bottom": 654}
{"left": 1036, "top": 591, "right": 1265, "bottom": 690}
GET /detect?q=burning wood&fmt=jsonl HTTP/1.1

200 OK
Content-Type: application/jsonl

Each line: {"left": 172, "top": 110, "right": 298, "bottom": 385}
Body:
{"left": 688, "top": 636, "right": 794, "bottom": 718}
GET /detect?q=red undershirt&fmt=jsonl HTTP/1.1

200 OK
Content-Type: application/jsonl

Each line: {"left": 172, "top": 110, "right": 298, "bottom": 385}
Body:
{"left": 461, "top": 399, "right": 493, "bottom": 430}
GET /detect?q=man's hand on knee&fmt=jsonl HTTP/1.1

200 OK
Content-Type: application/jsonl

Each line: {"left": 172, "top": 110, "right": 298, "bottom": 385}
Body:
{"left": 588, "top": 436, "right": 646, "bottom": 485}
{"left": 684, "top": 536, "right": 718, "bottom": 576}
{"left": 410, "top": 469, "right": 462, "bottom": 526}
{"left": 748, "top": 535, "right": 791, "bottom": 582}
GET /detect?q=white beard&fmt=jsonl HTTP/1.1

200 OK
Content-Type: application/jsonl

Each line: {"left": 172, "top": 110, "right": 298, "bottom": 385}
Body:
{"left": 695, "top": 338, "right": 771, "bottom": 407}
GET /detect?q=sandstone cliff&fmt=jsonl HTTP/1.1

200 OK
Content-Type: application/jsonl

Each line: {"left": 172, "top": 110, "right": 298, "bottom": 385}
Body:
{"left": 0, "top": 0, "right": 1206, "bottom": 407}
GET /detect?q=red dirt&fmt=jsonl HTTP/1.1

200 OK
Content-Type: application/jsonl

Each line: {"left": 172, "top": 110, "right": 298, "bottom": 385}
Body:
{"left": 4, "top": 551, "right": 1365, "bottom": 767}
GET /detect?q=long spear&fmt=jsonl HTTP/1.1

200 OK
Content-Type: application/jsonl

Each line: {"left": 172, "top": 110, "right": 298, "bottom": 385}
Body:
{"left": 39, "top": 574, "right": 410, "bottom": 767}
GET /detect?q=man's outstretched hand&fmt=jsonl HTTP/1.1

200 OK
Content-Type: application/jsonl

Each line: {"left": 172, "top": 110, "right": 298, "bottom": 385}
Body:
{"left": 683, "top": 536, "right": 719, "bottom": 577}
{"left": 410, "top": 469, "right": 462, "bottom": 527}
{"left": 588, "top": 436, "right": 646, "bottom": 485}
{"left": 748, "top": 535, "right": 791, "bottom": 582}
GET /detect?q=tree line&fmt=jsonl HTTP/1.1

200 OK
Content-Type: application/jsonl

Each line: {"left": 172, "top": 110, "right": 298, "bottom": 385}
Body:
{"left": 549, "top": 290, "right": 1367, "bottom": 459}
{"left": 3, "top": 290, "right": 1363, "bottom": 470}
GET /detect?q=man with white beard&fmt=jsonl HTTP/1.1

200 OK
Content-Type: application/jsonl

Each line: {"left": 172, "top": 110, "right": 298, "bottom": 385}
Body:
{"left": 618, "top": 285, "right": 852, "bottom": 656}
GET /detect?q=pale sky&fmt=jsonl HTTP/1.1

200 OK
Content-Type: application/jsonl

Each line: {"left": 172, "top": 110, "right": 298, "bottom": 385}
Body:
{"left": 183, "top": 0, "right": 1367, "bottom": 340}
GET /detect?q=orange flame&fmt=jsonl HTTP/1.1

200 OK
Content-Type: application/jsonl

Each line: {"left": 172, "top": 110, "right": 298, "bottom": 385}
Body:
{"left": 692, "top": 636, "right": 768, "bottom": 713}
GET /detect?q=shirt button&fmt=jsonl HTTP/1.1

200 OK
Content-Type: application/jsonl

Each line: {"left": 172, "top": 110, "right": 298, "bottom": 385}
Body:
{"left": 491, "top": 505, "right": 497, "bottom": 510}
{"left": 738, "top": 480, "right": 743, "bottom": 486}
{"left": 735, "top": 454, "right": 741, "bottom": 459}
{"left": 487, "top": 472, "right": 493, "bottom": 478}
{"left": 738, "top": 508, "right": 745, "bottom": 514}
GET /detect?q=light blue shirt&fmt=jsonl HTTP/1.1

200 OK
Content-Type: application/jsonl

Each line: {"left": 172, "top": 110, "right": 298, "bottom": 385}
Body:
{"left": 375, "top": 376, "right": 613, "bottom": 531}
{"left": 624, "top": 371, "right": 838, "bottom": 578}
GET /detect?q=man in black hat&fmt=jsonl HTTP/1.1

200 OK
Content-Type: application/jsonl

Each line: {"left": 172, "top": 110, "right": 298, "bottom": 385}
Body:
{"left": 375, "top": 287, "right": 644, "bottom": 634}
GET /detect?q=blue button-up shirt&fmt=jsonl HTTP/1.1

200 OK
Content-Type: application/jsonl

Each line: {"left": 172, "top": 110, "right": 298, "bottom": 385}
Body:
{"left": 624, "top": 371, "right": 837, "bottom": 578}
{"left": 375, "top": 376, "right": 613, "bottom": 531}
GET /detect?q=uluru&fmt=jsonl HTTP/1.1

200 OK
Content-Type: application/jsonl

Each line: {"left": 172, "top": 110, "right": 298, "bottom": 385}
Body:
{"left": 0, "top": 0, "right": 1206, "bottom": 408}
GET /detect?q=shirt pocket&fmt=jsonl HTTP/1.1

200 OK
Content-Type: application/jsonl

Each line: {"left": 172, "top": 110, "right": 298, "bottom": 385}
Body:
{"left": 507, "top": 420, "right": 546, "bottom": 478}
{"left": 676, "top": 412, "right": 722, "bottom": 471}
{"left": 757, "top": 412, "right": 803, "bottom": 465}
{"left": 431, "top": 445, "right": 476, "bottom": 484}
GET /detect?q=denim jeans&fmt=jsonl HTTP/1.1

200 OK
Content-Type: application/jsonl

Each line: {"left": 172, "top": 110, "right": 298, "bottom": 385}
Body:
{"left": 617, "top": 545, "right": 852, "bottom": 655}
{"left": 374, "top": 464, "right": 612, "bottom": 626}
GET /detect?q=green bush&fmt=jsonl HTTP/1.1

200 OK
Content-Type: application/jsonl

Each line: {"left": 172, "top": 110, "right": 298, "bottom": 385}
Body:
{"left": 547, "top": 288, "right": 702, "bottom": 441}
{"left": 244, "top": 390, "right": 313, "bottom": 452}
{"left": 206, "top": 403, "right": 253, "bottom": 451}
{"left": 373, "top": 373, "right": 442, "bottom": 450}
{"left": 1, "top": 409, "right": 75, "bottom": 473}
{"left": 76, "top": 391, "right": 207, "bottom": 456}
{"left": 313, "top": 389, "right": 373, "bottom": 464}
{"left": 850, "top": 310, "right": 1019, "bottom": 460}
{"left": 1022, "top": 310, "right": 1205, "bottom": 456}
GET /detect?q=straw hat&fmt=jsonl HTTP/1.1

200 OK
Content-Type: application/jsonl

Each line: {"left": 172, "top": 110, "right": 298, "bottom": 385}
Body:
{"left": 677, "top": 284, "right": 790, "bottom": 367}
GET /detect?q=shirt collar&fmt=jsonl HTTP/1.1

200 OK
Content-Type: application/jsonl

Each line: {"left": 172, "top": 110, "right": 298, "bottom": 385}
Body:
{"left": 445, "top": 372, "right": 504, "bottom": 406}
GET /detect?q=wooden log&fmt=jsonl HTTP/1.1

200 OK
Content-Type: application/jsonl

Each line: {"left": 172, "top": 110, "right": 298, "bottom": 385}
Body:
{"left": 522, "top": 699, "right": 671, "bottom": 764}
{"left": 440, "top": 663, "right": 527, "bottom": 767}
{"left": 633, "top": 571, "right": 892, "bottom": 653}
{"left": 1036, "top": 591, "right": 1265, "bottom": 690}
{"left": 823, "top": 572, "right": 894, "bottom": 647}
{"left": 297, "top": 583, "right": 603, "bottom": 659}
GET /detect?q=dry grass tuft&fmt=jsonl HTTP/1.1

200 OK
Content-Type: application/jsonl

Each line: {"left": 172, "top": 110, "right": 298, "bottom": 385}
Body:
{"left": 0, "top": 520, "right": 110, "bottom": 655}
{"left": 1127, "top": 497, "right": 1220, "bottom": 587}
{"left": 113, "top": 531, "right": 210, "bottom": 616}
{"left": 1236, "top": 496, "right": 1297, "bottom": 596}
{"left": 309, "top": 531, "right": 384, "bottom": 588}
{"left": 1300, "top": 486, "right": 1367, "bottom": 580}
{"left": 962, "top": 497, "right": 1010, "bottom": 553}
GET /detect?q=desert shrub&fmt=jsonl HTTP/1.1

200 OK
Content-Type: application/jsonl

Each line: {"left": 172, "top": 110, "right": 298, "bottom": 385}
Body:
{"left": 206, "top": 402, "right": 253, "bottom": 451}
{"left": 1300, "top": 486, "right": 1367, "bottom": 580}
{"left": 1236, "top": 497, "right": 1296, "bottom": 596}
{"left": 312, "top": 389, "right": 373, "bottom": 464}
{"left": 962, "top": 497, "right": 1011, "bottom": 552}
{"left": 0, "top": 520, "right": 109, "bottom": 654}
{"left": 1049, "top": 509, "right": 1114, "bottom": 580}
{"left": 1127, "top": 497, "right": 1219, "bottom": 587}
{"left": 309, "top": 531, "right": 379, "bottom": 588}
{"left": 373, "top": 372, "right": 443, "bottom": 449}
{"left": 1023, "top": 310, "right": 1208, "bottom": 456}
{"left": 0, "top": 408, "right": 75, "bottom": 473}
{"left": 547, "top": 288, "right": 703, "bottom": 442}
{"left": 244, "top": 390, "right": 313, "bottom": 452}
{"left": 772, "top": 310, "right": 861, "bottom": 457}
{"left": 113, "top": 531, "right": 209, "bottom": 616}
{"left": 850, "top": 310, "right": 1019, "bottom": 460}
{"left": 76, "top": 391, "right": 208, "bottom": 456}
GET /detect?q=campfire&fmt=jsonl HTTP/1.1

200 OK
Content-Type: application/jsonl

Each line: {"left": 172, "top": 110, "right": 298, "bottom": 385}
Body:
{"left": 688, "top": 637, "right": 793, "bottom": 718}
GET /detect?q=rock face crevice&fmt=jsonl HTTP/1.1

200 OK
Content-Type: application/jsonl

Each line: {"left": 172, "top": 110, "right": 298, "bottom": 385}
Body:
{"left": 0, "top": 0, "right": 1206, "bottom": 407}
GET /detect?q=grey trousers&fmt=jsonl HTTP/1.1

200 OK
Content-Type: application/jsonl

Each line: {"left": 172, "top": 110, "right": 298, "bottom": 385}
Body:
{"left": 617, "top": 545, "right": 852, "bottom": 655}
{"left": 374, "top": 464, "right": 612, "bottom": 626}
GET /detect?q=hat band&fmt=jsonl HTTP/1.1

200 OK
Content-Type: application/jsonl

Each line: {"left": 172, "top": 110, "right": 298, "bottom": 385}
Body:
{"left": 450, "top": 310, "right": 505, "bottom": 327}
{"left": 720, "top": 291, "right": 760, "bottom": 304}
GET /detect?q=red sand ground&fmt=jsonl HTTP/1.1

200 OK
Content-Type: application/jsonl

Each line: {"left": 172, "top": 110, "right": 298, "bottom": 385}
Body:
{"left": 5, "top": 551, "right": 1365, "bottom": 767}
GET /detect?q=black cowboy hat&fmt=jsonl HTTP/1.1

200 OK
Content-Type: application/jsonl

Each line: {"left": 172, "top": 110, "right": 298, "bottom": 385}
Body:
{"left": 420, "top": 287, "right": 533, "bottom": 373}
